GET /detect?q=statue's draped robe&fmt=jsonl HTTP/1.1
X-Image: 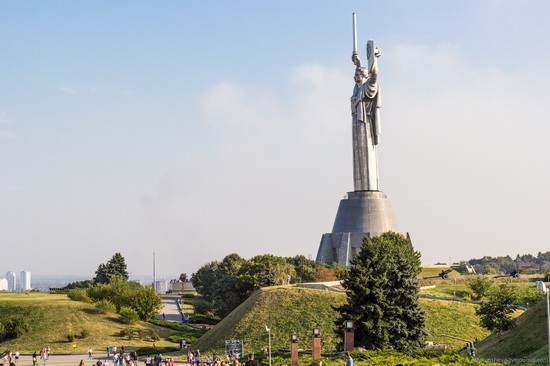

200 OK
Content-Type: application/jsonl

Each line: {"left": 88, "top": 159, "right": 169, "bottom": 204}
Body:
{"left": 351, "top": 76, "right": 379, "bottom": 191}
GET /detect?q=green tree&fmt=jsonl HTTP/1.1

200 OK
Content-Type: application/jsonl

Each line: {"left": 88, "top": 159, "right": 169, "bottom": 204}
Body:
{"left": 191, "top": 261, "right": 220, "bottom": 302}
{"left": 468, "top": 276, "right": 493, "bottom": 300}
{"left": 94, "top": 252, "right": 129, "bottom": 284}
{"left": 179, "top": 273, "right": 188, "bottom": 282}
{"left": 476, "top": 284, "right": 519, "bottom": 333}
{"left": 132, "top": 285, "right": 163, "bottom": 321}
{"left": 337, "top": 232, "right": 427, "bottom": 353}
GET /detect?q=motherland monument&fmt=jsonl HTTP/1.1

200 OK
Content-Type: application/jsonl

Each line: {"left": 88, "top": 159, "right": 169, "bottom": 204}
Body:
{"left": 316, "top": 14, "right": 409, "bottom": 266}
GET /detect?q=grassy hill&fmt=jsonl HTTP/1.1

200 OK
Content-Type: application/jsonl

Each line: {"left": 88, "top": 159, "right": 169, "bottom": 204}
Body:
{"left": 0, "top": 292, "right": 181, "bottom": 353}
{"left": 192, "top": 285, "right": 489, "bottom": 354}
{"left": 476, "top": 299, "right": 549, "bottom": 365}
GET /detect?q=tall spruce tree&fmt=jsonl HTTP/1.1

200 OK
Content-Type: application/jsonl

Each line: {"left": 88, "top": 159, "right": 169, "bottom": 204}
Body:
{"left": 94, "top": 252, "right": 129, "bottom": 284}
{"left": 337, "top": 232, "right": 427, "bottom": 352}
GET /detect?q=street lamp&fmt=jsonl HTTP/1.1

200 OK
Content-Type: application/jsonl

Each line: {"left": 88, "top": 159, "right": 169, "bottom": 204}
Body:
{"left": 536, "top": 281, "right": 550, "bottom": 366}
{"left": 345, "top": 320, "right": 354, "bottom": 330}
{"left": 312, "top": 327, "right": 321, "bottom": 337}
{"left": 265, "top": 325, "right": 272, "bottom": 366}
{"left": 290, "top": 333, "right": 298, "bottom": 342}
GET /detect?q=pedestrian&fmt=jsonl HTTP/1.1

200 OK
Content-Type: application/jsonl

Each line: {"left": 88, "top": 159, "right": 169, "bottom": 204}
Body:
{"left": 89, "top": 348, "right": 93, "bottom": 360}
{"left": 162, "top": 313, "right": 165, "bottom": 321}
{"left": 33, "top": 352, "right": 37, "bottom": 366}
{"left": 15, "top": 351, "right": 19, "bottom": 364}
{"left": 344, "top": 351, "right": 353, "bottom": 366}
{"left": 244, "top": 354, "right": 258, "bottom": 366}
{"left": 107, "top": 347, "right": 111, "bottom": 358}
{"left": 79, "top": 361, "right": 86, "bottom": 366}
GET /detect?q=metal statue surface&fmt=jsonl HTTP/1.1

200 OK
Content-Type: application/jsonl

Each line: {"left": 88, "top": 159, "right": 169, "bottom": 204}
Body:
{"left": 351, "top": 14, "right": 382, "bottom": 191}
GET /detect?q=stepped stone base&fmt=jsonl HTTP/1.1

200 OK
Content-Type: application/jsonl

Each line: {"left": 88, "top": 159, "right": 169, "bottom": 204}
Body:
{"left": 316, "top": 190, "right": 408, "bottom": 266}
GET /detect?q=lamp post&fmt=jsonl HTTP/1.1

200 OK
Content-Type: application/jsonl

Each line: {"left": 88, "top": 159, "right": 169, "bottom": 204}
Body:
{"left": 290, "top": 333, "right": 298, "bottom": 366}
{"left": 536, "top": 281, "right": 550, "bottom": 366}
{"left": 312, "top": 327, "right": 321, "bottom": 362}
{"left": 265, "top": 325, "right": 272, "bottom": 366}
{"left": 344, "top": 320, "right": 354, "bottom": 352}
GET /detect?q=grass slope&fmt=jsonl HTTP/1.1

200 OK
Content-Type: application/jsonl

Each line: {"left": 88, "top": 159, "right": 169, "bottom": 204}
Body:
{"left": 0, "top": 292, "right": 179, "bottom": 353}
{"left": 192, "top": 286, "right": 487, "bottom": 354}
{"left": 420, "top": 298, "right": 490, "bottom": 349}
{"left": 192, "top": 286, "right": 347, "bottom": 354}
{"left": 476, "top": 300, "right": 549, "bottom": 365}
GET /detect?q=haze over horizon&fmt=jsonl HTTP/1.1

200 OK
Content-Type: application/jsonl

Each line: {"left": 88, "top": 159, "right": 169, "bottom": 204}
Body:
{"left": 2, "top": 1, "right": 549, "bottom": 278}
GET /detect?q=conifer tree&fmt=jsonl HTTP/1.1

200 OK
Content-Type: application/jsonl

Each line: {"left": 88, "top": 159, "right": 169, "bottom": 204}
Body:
{"left": 337, "top": 232, "right": 427, "bottom": 352}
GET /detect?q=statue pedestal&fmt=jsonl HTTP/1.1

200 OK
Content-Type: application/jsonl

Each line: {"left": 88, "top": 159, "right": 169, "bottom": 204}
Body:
{"left": 316, "top": 190, "right": 408, "bottom": 266}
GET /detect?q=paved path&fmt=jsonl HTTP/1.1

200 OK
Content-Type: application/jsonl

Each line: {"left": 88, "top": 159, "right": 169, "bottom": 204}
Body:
{"left": 11, "top": 354, "right": 188, "bottom": 366}
{"left": 156, "top": 294, "right": 183, "bottom": 323}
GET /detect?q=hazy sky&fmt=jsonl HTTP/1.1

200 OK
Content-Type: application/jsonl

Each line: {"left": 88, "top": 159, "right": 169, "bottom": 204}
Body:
{"left": 1, "top": 1, "right": 550, "bottom": 279}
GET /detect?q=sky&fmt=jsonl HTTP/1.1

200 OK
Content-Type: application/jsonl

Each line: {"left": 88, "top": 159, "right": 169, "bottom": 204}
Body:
{"left": 1, "top": 1, "right": 550, "bottom": 279}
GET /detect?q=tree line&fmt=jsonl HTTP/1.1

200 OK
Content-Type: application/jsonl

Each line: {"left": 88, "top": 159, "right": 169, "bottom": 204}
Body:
{"left": 462, "top": 251, "right": 550, "bottom": 275}
{"left": 191, "top": 253, "right": 347, "bottom": 318}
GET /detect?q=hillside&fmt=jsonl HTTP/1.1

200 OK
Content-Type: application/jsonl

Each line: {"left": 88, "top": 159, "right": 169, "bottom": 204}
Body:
{"left": 476, "top": 299, "right": 549, "bottom": 365}
{"left": 192, "top": 285, "right": 488, "bottom": 353}
{"left": 0, "top": 292, "right": 180, "bottom": 353}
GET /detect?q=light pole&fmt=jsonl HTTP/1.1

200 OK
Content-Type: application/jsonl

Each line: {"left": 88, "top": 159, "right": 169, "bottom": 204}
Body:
{"left": 265, "top": 325, "right": 271, "bottom": 366}
{"left": 536, "top": 281, "right": 550, "bottom": 366}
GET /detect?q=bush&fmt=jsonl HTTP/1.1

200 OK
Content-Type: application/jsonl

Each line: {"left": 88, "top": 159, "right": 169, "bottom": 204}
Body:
{"left": 119, "top": 307, "right": 140, "bottom": 325}
{"left": 67, "top": 288, "right": 93, "bottom": 303}
{"left": 67, "top": 334, "right": 75, "bottom": 342}
{"left": 2, "top": 316, "right": 31, "bottom": 339}
{"left": 95, "top": 299, "right": 116, "bottom": 314}
{"left": 181, "top": 293, "right": 196, "bottom": 299}
{"left": 193, "top": 300, "right": 213, "bottom": 315}
{"left": 80, "top": 329, "right": 90, "bottom": 338}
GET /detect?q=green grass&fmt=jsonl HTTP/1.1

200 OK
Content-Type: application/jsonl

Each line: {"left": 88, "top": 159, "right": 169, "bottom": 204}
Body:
{"left": 190, "top": 285, "right": 490, "bottom": 355}
{"left": 476, "top": 299, "right": 549, "bottom": 365}
{"left": 0, "top": 292, "right": 184, "bottom": 353}
{"left": 420, "top": 298, "right": 490, "bottom": 349}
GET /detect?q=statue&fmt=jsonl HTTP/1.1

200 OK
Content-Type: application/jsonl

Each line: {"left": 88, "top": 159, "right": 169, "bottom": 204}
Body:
{"left": 350, "top": 14, "right": 382, "bottom": 191}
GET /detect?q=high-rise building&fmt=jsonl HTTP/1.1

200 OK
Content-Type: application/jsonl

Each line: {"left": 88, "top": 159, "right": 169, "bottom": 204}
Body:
{"left": 20, "top": 271, "right": 31, "bottom": 291}
{"left": 0, "top": 278, "right": 8, "bottom": 291}
{"left": 6, "top": 271, "right": 16, "bottom": 291}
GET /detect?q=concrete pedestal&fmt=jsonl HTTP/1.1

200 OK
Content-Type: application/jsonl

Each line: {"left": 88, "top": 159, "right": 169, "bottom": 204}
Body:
{"left": 316, "top": 190, "right": 408, "bottom": 266}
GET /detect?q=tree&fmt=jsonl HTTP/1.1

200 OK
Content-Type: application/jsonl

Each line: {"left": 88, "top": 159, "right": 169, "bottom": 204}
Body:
{"left": 468, "top": 276, "right": 493, "bottom": 300}
{"left": 337, "top": 232, "right": 427, "bottom": 352}
{"left": 132, "top": 285, "right": 163, "bottom": 320}
{"left": 476, "top": 284, "right": 519, "bottom": 333}
{"left": 94, "top": 253, "right": 129, "bottom": 284}
{"left": 179, "top": 273, "right": 188, "bottom": 282}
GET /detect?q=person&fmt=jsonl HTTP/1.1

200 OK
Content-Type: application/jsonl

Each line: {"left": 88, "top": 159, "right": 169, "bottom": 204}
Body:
{"left": 32, "top": 352, "right": 37, "bottom": 366}
{"left": 107, "top": 347, "right": 111, "bottom": 358}
{"left": 96, "top": 360, "right": 103, "bottom": 366}
{"left": 79, "top": 361, "right": 86, "bottom": 366}
{"left": 350, "top": 42, "right": 382, "bottom": 192}
{"left": 15, "top": 351, "right": 19, "bottom": 364}
{"left": 145, "top": 355, "right": 152, "bottom": 366}
{"left": 344, "top": 351, "right": 353, "bottom": 366}
{"left": 89, "top": 348, "right": 93, "bottom": 360}
{"left": 162, "top": 313, "right": 166, "bottom": 321}
{"left": 244, "top": 354, "right": 258, "bottom": 366}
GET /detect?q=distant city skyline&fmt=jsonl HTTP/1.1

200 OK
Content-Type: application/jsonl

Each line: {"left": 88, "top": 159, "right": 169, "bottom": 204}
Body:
{"left": 1, "top": 2, "right": 550, "bottom": 276}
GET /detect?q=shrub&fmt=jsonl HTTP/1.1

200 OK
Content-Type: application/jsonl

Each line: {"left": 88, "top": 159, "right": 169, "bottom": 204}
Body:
{"left": 3, "top": 316, "right": 31, "bottom": 339}
{"left": 119, "top": 307, "right": 140, "bottom": 325}
{"left": 95, "top": 299, "right": 116, "bottom": 314}
{"left": 67, "top": 288, "right": 93, "bottom": 303}
{"left": 80, "top": 329, "right": 90, "bottom": 338}
{"left": 193, "top": 300, "right": 213, "bottom": 315}
{"left": 67, "top": 334, "right": 75, "bottom": 342}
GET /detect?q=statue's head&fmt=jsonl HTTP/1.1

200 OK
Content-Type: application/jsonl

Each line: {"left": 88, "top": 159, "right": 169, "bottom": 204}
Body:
{"left": 354, "top": 67, "right": 368, "bottom": 82}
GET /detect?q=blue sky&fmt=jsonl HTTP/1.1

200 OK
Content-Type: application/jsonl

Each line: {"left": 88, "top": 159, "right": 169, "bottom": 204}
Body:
{"left": 1, "top": 1, "right": 550, "bottom": 278}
